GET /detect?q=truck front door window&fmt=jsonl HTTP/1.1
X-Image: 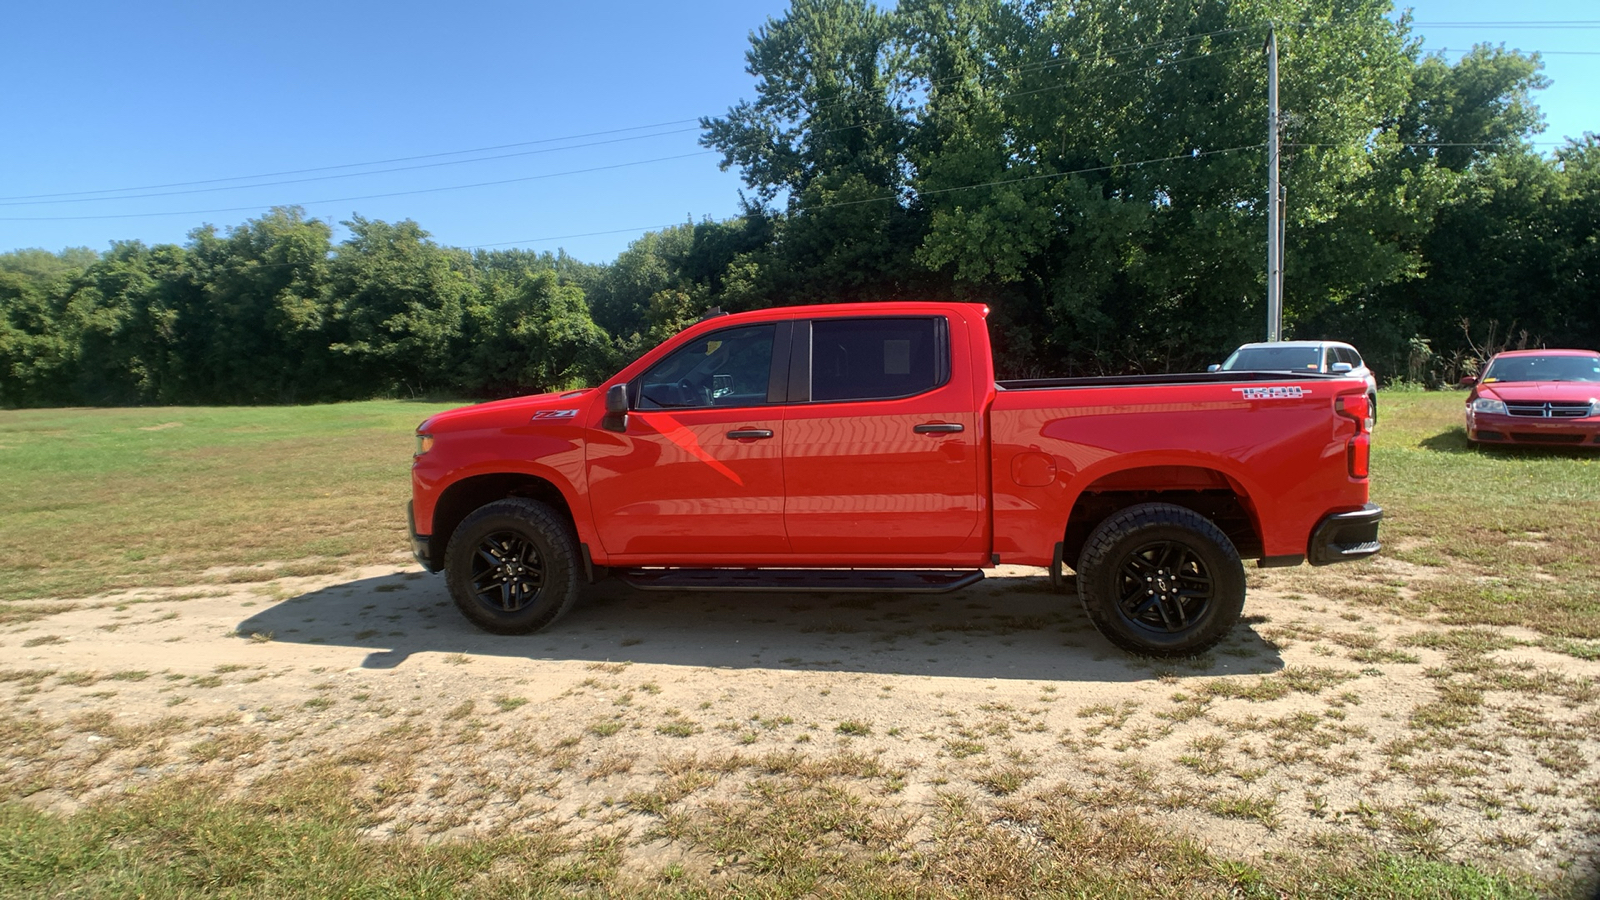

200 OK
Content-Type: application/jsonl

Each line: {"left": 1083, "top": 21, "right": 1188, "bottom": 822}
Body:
{"left": 637, "top": 324, "right": 775, "bottom": 410}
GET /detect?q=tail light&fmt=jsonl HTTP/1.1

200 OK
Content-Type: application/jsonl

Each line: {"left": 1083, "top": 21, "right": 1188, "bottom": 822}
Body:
{"left": 1346, "top": 433, "right": 1370, "bottom": 478}
{"left": 1335, "top": 393, "right": 1370, "bottom": 478}
{"left": 1336, "top": 393, "right": 1370, "bottom": 425}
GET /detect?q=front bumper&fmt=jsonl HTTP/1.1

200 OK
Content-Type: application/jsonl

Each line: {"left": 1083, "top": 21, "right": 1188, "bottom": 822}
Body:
{"left": 406, "top": 501, "right": 437, "bottom": 571}
{"left": 1466, "top": 410, "right": 1600, "bottom": 446}
{"left": 1308, "top": 503, "right": 1383, "bottom": 566}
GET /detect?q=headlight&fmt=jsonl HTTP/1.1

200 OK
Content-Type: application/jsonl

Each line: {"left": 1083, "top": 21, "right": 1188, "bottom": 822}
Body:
{"left": 1589, "top": 399, "right": 1600, "bottom": 417}
{"left": 415, "top": 433, "right": 434, "bottom": 457}
{"left": 1471, "top": 398, "right": 1507, "bottom": 415}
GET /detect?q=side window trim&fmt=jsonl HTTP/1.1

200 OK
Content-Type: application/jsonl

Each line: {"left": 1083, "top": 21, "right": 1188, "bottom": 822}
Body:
{"left": 786, "top": 319, "right": 813, "bottom": 403}
{"left": 796, "top": 315, "right": 951, "bottom": 405}
{"left": 766, "top": 320, "right": 794, "bottom": 404}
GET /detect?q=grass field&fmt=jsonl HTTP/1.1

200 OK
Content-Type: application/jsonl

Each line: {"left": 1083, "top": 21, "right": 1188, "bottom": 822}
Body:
{"left": 1278, "top": 392, "right": 1600, "bottom": 644}
{"left": 0, "top": 391, "right": 1596, "bottom": 897}
{"left": 0, "top": 401, "right": 435, "bottom": 603}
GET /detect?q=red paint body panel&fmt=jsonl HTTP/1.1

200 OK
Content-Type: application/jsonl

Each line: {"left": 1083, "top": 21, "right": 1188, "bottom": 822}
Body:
{"left": 411, "top": 390, "right": 599, "bottom": 551}
{"left": 989, "top": 381, "right": 1368, "bottom": 566}
{"left": 585, "top": 406, "right": 788, "bottom": 556}
{"left": 780, "top": 316, "right": 983, "bottom": 555}
{"left": 410, "top": 302, "right": 1372, "bottom": 573}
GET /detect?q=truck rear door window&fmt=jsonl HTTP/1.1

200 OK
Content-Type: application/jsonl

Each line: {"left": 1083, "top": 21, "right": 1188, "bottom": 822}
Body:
{"left": 810, "top": 317, "right": 946, "bottom": 402}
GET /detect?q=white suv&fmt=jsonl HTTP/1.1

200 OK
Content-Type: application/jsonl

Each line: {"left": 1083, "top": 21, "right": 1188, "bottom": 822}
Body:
{"left": 1211, "top": 340, "right": 1379, "bottom": 423}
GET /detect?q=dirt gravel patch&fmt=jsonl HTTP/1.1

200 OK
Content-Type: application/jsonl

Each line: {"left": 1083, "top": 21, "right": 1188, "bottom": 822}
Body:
{"left": 2, "top": 564, "right": 1597, "bottom": 887}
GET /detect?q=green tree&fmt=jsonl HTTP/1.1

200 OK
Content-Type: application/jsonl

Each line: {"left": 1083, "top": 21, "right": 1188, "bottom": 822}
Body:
{"left": 181, "top": 207, "right": 335, "bottom": 402}
{"left": 326, "top": 216, "right": 470, "bottom": 398}
{"left": 0, "top": 249, "right": 94, "bottom": 406}
{"left": 702, "top": 0, "right": 928, "bottom": 308}
{"left": 460, "top": 269, "right": 612, "bottom": 397}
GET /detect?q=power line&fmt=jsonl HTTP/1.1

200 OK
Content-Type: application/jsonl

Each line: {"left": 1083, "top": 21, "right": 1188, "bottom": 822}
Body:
{"left": 1287, "top": 141, "right": 1569, "bottom": 148}
{"left": 478, "top": 145, "right": 1266, "bottom": 249}
{"left": 13, "top": 35, "right": 1565, "bottom": 214}
{"left": 0, "top": 128, "right": 704, "bottom": 208}
{"left": 4, "top": 18, "right": 1588, "bottom": 207}
{"left": 6, "top": 28, "right": 1258, "bottom": 206}
{"left": 828, "top": 146, "right": 1264, "bottom": 209}
{"left": 1422, "top": 46, "right": 1600, "bottom": 56}
{"left": 470, "top": 223, "right": 696, "bottom": 250}
{"left": 8, "top": 21, "right": 1579, "bottom": 226}
{"left": 0, "top": 119, "right": 704, "bottom": 203}
{"left": 0, "top": 152, "right": 716, "bottom": 222}
{"left": 44, "top": 144, "right": 1263, "bottom": 258}
{"left": 3, "top": 42, "right": 1257, "bottom": 219}
{"left": 1410, "top": 21, "right": 1600, "bottom": 28}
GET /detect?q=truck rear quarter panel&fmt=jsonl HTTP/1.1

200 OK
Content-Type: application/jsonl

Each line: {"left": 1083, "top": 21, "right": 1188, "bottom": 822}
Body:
{"left": 990, "top": 380, "right": 1370, "bottom": 567}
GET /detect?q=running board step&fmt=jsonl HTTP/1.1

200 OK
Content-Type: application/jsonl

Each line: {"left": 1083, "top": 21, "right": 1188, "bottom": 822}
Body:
{"left": 619, "top": 568, "right": 984, "bottom": 594}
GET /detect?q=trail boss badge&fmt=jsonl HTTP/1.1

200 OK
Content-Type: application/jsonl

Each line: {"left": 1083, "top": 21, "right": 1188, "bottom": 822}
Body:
{"left": 1233, "top": 386, "right": 1307, "bottom": 400}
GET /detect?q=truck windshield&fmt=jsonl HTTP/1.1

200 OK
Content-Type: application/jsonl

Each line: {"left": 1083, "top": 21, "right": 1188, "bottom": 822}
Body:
{"left": 1482, "top": 355, "right": 1600, "bottom": 384}
{"left": 1222, "top": 346, "right": 1321, "bottom": 372}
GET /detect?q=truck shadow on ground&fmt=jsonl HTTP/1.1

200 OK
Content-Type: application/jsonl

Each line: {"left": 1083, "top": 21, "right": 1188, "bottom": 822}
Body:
{"left": 236, "top": 570, "right": 1285, "bottom": 683}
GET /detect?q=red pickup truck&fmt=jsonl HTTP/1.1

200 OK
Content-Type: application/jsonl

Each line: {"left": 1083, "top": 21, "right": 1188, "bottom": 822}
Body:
{"left": 409, "top": 302, "right": 1380, "bottom": 656}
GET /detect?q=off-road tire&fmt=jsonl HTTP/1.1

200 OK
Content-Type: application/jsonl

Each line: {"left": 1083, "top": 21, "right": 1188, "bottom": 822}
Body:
{"left": 445, "top": 498, "right": 580, "bottom": 635}
{"left": 1076, "top": 502, "right": 1246, "bottom": 657}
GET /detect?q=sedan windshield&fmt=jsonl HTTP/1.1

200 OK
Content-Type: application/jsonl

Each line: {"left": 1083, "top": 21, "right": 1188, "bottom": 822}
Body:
{"left": 1483, "top": 355, "right": 1600, "bottom": 384}
{"left": 1221, "top": 346, "right": 1322, "bottom": 371}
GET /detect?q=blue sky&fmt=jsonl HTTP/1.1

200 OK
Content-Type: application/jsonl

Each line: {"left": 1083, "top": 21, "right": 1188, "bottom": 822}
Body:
{"left": 1, "top": 1, "right": 1595, "bottom": 264}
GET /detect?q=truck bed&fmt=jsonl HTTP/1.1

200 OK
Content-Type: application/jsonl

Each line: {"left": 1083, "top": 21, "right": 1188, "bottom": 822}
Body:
{"left": 987, "top": 371, "right": 1371, "bottom": 568}
{"left": 998, "top": 371, "right": 1347, "bottom": 391}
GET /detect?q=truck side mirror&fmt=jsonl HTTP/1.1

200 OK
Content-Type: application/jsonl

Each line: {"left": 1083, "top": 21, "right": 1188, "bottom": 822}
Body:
{"left": 1459, "top": 375, "right": 1477, "bottom": 387}
{"left": 1206, "top": 364, "right": 1222, "bottom": 373}
{"left": 1330, "top": 362, "right": 1354, "bottom": 374}
{"left": 602, "top": 383, "right": 629, "bottom": 433}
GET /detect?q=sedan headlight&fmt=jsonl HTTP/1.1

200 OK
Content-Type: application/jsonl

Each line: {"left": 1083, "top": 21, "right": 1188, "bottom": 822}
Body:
{"left": 1471, "top": 398, "right": 1507, "bottom": 415}
{"left": 1589, "top": 399, "right": 1600, "bottom": 417}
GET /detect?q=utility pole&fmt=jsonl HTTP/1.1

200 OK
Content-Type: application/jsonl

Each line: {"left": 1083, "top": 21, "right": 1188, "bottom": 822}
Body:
{"left": 1265, "top": 24, "right": 1283, "bottom": 342}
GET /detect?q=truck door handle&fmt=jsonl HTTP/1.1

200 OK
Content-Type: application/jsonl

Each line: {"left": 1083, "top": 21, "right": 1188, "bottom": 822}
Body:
{"left": 913, "top": 423, "right": 964, "bottom": 434}
{"left": 726, "top": 429, "right": 774, "bottom": 440}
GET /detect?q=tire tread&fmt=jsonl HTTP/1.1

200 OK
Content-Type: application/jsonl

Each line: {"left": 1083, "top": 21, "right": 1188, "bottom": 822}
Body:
{"left": 1075, "top": 502, "right": 1245, "bottom": 657}
{"left": 445, "top": 498, "right": 580, "bottom": 635}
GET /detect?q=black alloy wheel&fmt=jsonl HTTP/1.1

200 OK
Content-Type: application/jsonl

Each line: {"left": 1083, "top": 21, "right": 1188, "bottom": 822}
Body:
{"left": 1076, "top": 502, "right": 1246, "bottom": 656}
{"left": 445, "top": 498, "right": 580, "bottom": 635}
{"left": 1112, "top": 540, "right": 1214, "bottom": 635}
{"left": 468, "top": 530, "right": 545, "bottom": 613}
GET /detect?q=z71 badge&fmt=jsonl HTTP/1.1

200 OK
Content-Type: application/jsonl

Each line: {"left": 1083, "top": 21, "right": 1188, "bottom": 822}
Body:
{"left": 1233, "top": 386, "right": 1307, "bottom": 400}
{"left": 530, "top": 409, "right": 579, "bottom": 420}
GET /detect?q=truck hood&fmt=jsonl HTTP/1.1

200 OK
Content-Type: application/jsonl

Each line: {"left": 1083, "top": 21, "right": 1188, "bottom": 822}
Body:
{"left": 1479, "top": 381, "right": 1600, "bottom": 403}
{"left": 419, "top": 389, "right": 595, "bottom": 433}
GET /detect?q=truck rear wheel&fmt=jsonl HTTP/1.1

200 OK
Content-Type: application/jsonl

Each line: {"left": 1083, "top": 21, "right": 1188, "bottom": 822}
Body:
{"left": 1075, "top": 503, "right": 1245, "bottom": 657}
{"left": 445, "top": 498, "right": 580, "bottom": 635}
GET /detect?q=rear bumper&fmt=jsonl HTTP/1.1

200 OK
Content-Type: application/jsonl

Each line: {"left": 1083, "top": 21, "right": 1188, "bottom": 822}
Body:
{"left": 406, "top": 501, "right": 437, "bottom": 572}
{"left": 1308, "top": 503, "right": 1383, "bottom": 566}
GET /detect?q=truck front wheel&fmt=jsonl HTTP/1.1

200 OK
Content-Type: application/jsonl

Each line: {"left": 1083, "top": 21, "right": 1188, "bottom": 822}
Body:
{"left": 1075, "top": 503, "right": 1245, "bottom": 657}
{"left": 445, "top": 498, "right": 580, "bottom": 634}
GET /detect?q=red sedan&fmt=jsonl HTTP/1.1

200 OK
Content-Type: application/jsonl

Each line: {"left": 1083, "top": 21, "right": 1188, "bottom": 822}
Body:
{"left": 1463, "top": 349, "right": 1600, "bottom": 447}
